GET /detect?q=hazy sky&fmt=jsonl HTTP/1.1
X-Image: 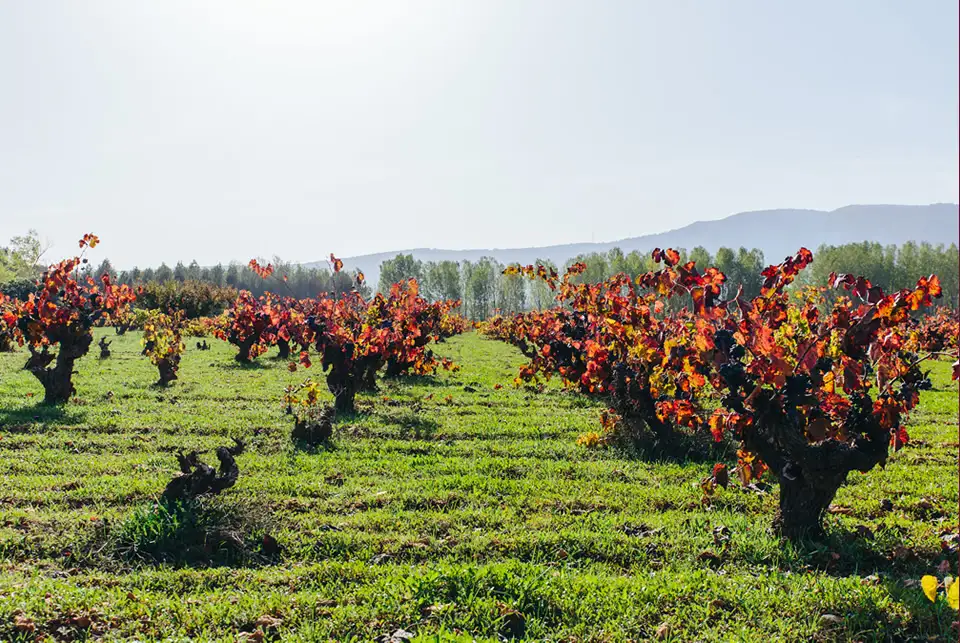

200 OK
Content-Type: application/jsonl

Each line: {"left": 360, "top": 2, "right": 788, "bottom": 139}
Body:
{"left": 1, "top": 1, "right": 957, "bottom": 268}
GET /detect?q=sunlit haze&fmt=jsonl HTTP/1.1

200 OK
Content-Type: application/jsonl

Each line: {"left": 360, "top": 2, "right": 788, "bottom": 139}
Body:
{"left": 1, "top": 0, "right": 957, "bottom": 267}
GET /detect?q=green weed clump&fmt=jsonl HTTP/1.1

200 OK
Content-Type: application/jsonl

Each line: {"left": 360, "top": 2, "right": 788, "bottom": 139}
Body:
{"left": 110, "top": 496, "right": 278, "bottom": 567}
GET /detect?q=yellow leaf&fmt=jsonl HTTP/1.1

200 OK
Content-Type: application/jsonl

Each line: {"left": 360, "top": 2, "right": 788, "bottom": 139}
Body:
{"left": 921, "top": 575, "right": 938, "bottom": 602}
{"left": 948, "top": 577, "right": 959, "bottom": 610}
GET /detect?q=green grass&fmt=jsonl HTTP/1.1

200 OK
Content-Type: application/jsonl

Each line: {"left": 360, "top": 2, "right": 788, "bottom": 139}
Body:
{"left": 0, "top": 330, "right": 956, "bottom": 641}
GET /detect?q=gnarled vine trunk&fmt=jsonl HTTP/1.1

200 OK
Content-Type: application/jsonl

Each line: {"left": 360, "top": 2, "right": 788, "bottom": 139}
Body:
{"left": 326, "top": 367, "right": 357, "bottom": 413}
{"left": 156, "top": 355, "right": 180, "bottom": 386}
{"left": 609, "top": 366, "right": 685, "bottom": 455}
{"left": 384, "top": 358, "right": 407, "bottom": 378}
{"left": 746, "top": 394, "right": 889, "bottom": 540}
{"left": 235, "top": 337, "right": 256, "bottom": 363}
{"left": 276, "top": 339, "right": 290, "bottom": 359}
{"left": 360, "top": 360, "right": 380, "bottom": 391}
{"left": 25, "top": 334, "right": 93, "bottom": 404}
{"left": 773, "top": 471, "right": 840, "bottom": 540}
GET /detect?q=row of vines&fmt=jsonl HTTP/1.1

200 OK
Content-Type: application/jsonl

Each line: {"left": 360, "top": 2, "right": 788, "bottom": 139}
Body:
{"left": 481, "top": 247, "right": 958, "bottom": 541}
{"left": 1, "top": 235, "right": 957, "bottom": 549}
{"left": 0, "top": 237, "right": 468, "bottom": 421}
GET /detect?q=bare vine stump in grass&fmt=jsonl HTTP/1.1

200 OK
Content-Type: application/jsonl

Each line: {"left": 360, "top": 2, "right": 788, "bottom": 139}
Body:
{"left": 292, "top": 405, "right": 335, "bottom": 446}
{"left": 98, "top": 337, "right": 111, "bottom": 359}
{"left": 162, "top": 439, "right": 244, "bottom": 503}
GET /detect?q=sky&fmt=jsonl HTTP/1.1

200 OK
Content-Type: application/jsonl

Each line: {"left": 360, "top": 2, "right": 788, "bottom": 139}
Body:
{"left": 0, "top": 0, "right": 957, "bottom": 268}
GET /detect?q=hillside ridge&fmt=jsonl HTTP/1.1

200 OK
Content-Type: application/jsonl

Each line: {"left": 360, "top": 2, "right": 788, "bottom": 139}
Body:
{"left": 306, "top": 203, "right": 959, "bottom": 283}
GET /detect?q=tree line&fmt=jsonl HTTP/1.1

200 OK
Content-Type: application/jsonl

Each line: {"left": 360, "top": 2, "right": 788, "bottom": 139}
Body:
{"left": 377, "top": 247, "right": 768, "bottom": 319}
{"left": 797, "top": 241, "right": 959, "bottom": 309}
{"left": 379, "top": 242, "right": 959, "bottom": 316}
{"left": 1, "top": 229, "right": 956, "bottom": 318}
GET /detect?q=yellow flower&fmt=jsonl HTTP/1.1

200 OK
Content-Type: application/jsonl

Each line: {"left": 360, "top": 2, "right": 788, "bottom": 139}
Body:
{"left": 921, "top": 575, "right": 938, "bottom": 602}
{"left": 947, "top": 577, "right": 959, "bottom": 610}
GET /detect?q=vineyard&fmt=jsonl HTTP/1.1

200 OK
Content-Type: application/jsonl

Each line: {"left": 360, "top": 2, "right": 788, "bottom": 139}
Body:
{"left": 0, "top": 237, "right": 957, "bottom": 641}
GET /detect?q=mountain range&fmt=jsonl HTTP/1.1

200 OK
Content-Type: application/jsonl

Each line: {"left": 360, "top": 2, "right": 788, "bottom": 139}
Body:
{"left": 306, "top": 203, "right": 959, "bottom": 285}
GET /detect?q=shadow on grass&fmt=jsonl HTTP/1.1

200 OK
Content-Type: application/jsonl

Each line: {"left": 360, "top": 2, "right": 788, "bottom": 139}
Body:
{"left": 610, "top": 432, "right": 738, "bottom": 465}
{"left": 818, "top": 533, "right": 946, "bottom": 579}
{"left": 291, "top": 437, "right": 339, "bottom": 454}
{"left": 378, "top": 408, "right": 441, "bottom": 440}
{"left": 744, "top": 526, "right": 949, "bottom": 581}
{"left": 221, "top": 360, "right": 271, "bottom": 371}
{"left": 381, "top": 373, "right": 446, "bottom": 388}
{"left": 0, "top": 403, "right": 87, "bottom": 429}
{"left": 881, "top": 577, "right": 958, "bottom": 639}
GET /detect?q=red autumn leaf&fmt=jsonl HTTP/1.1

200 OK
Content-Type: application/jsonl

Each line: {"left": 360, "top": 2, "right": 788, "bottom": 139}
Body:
{"left": 712, "top": 463, "right": 729, "bottom": 488}
{"left": 890, "top": 427, "right": 909, "bottom": 451}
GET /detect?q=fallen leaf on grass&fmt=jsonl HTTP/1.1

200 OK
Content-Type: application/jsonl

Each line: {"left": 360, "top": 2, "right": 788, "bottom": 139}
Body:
{"left": 13, "top": 614, "right": 35, "bottom": 632}
{"left": 697, "top": 550, "right": 722, "bottom": 564}
{"left": 255, "top": 615, "right": 282, "bottom": 629}
{"left": 827, "top": 505, "right": 854, "bottom": 516}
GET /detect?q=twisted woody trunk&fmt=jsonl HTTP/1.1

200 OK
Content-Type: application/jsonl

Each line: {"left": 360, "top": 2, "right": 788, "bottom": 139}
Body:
{"left": 743, "top": 391, "right": 889, "bottom": 539}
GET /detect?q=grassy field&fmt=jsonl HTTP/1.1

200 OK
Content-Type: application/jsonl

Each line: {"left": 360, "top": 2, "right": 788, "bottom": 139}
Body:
{"left": 0, "top": 329, "right": 956, "bottom": 642}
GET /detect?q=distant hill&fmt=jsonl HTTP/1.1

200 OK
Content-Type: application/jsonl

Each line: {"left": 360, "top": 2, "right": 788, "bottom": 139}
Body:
{"left": 306, "top": 203, "right": 959, "bottom": 285}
